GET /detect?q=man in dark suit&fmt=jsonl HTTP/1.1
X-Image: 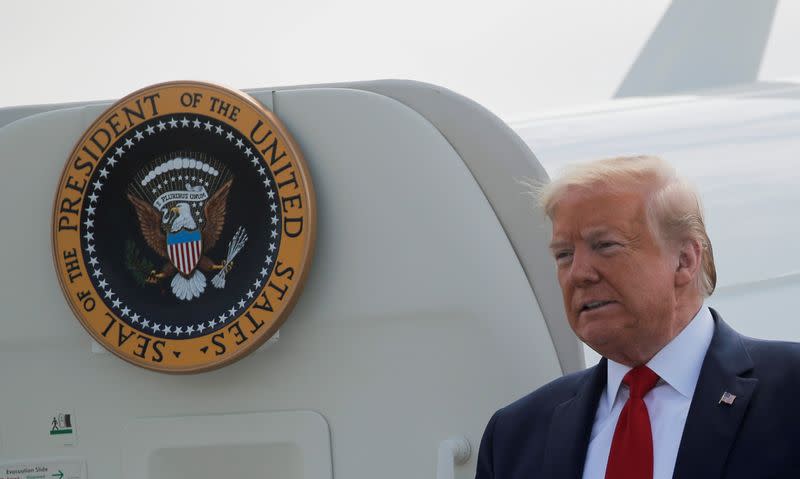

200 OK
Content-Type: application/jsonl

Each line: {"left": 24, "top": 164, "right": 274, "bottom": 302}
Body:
{"left": 476, "top": 156, "right": 800, "bottom": 478}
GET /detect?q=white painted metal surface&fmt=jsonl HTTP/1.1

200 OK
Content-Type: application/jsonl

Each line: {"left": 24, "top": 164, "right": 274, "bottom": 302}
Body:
{"left": 436, "top": 437, "right": 471, "bottom": 479}
{"left": 3, "top": 77, "right": 795, "bottom": 478}
{"left": 0, "top": 82, "right": 565, "bottom": 478}
{"left": 122, "top": 411, "right": 331, "bottom": 479}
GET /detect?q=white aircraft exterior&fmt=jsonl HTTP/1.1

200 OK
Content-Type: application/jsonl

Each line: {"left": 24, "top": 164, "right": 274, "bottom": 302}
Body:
{"left": 1, "top": 76, "right": 797, "bottom": 479}
{"left": 0, "top": 2, "right": 797, "bottom": 479}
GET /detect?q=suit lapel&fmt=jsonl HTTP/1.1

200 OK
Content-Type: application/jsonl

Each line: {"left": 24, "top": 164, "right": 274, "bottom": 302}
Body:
{"left": 542, "top": 359, "right": 607, "bottom": 479}
{"left": 672, "top": 310, "right": 758, "bottom": 478}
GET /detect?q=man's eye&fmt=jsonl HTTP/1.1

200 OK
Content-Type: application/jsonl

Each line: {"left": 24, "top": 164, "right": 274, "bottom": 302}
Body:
{"left": 596, "top": 241, "right": 618, "bottom": 250}
{"left": 555, "top": 251, "right": 573, "bottom": 262}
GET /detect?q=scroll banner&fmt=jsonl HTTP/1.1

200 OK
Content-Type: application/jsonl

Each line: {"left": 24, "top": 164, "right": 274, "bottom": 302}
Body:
{"left": 153, "top": 187, "right": 209, "bottom": 211}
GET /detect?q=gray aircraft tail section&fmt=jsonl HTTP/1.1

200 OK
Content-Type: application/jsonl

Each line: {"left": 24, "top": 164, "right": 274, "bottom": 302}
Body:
{"left": 616, "top": 0, "right": 778, "bottom": 97}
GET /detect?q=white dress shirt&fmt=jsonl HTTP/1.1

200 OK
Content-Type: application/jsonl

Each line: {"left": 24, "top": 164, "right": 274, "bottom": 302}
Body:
{"left": 581, "top": 306, "right": 715, "bottom": 479}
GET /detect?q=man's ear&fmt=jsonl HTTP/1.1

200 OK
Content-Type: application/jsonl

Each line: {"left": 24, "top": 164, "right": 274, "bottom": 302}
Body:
{"left": 675, "top": 238, "right": 702, "bottom": 288}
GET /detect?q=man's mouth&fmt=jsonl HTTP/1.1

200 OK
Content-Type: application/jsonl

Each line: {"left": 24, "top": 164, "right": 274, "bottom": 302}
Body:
{"left": 580, "top": 300, "right": 615, "bottom": 313}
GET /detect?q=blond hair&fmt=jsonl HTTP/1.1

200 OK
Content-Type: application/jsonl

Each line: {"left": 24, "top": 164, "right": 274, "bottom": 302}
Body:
{"left": 538, "top": 155, "right": 716, "bottom": 297}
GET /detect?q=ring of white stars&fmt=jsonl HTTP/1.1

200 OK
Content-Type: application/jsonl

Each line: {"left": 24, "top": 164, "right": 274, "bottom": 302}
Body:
{"left": 82, "top": 115, "right": 282, "bottom": 338}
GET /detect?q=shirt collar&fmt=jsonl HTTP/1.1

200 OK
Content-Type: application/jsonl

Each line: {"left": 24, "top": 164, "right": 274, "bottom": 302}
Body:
{"left": 605, "top": 306, "right": 715, "bottom": 408}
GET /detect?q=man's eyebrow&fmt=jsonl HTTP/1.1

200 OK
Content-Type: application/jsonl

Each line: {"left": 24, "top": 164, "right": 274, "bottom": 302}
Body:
{"left": 584, "top": 228, "right": 612, "bottom": 241}
{"left": 549, "top": 228, "right": 617, "bottom": 250}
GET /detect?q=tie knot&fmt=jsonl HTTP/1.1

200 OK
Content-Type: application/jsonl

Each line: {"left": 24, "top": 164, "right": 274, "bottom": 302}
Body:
{"left": 623, "top": 365, "right": 659, "bottom": 399}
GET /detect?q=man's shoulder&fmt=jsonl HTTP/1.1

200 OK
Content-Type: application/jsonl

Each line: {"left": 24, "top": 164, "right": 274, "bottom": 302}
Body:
{"left": 710, "top": 310, "right": 800, "bottom": 380}
{"left": 741, "top": 334, "right": 800, "bottom": 355}
{"left": 495, "top": 364, "right": 598, "bottom": 422}
{"left": 740, "top": 334, "right": 800, "bottom": 374}
{"left": 714, "top": 317, "right": 800, "bottom": 394}
{"left": 476, "top": 365, "right": 602, "bottom": 477}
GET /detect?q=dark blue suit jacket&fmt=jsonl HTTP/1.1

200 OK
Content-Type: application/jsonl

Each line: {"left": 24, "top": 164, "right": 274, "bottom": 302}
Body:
{"left": 475, "top": 310, "right": 800, "bottom": 478}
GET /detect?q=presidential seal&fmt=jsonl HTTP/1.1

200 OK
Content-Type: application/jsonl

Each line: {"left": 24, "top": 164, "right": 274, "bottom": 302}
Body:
{"left": 52, "top": 81, "right": 316, "bottom": 373}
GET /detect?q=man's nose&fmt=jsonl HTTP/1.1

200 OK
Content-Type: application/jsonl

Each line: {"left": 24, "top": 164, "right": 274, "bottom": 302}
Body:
{"left": 568, "top": 248, "right": 599, "bottom": 286}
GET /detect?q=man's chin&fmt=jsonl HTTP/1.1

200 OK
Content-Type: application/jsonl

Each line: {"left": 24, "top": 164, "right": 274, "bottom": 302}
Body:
{"left": 581, "top": 334, "right": 618, "bottom": 353}
{"left": 575, "top": 321, "right": 626, "bottom": 352}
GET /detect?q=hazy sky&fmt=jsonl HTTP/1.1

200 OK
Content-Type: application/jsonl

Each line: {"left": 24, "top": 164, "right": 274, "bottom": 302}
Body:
{"left": 2, "top": 0, "right": 798, "bottom": 119}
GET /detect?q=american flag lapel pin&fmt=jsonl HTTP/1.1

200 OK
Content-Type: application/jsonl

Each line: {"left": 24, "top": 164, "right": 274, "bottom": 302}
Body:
{"left": 719, "top": 391, "right": 736, "bottom": 406}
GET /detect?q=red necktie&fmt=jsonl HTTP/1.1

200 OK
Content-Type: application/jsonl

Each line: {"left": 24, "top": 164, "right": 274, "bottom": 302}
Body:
{"left": 605, "top": 365, "right": 660, "bottom": 479}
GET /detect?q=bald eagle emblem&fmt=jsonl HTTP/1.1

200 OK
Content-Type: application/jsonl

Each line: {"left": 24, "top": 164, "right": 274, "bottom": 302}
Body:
{"left": 127, "top": 156, "right": 248, "bottom": 301}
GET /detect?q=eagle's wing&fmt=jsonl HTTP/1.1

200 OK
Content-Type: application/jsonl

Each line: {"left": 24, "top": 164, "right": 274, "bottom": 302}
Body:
{"left": 127, "top": 193, "right": 167, "bottom": 258}
{"left": 202, "top": 179, "right": 233, "bottom": 251}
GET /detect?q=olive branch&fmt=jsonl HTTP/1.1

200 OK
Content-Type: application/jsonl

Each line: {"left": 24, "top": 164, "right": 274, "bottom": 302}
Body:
{"left": 125, "top": 240, "right": 155, "bottom": 287}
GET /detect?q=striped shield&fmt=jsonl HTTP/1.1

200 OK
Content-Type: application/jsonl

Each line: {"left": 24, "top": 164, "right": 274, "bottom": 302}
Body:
{"left": 166, "top": 229, "right": 203, "bottom": 276}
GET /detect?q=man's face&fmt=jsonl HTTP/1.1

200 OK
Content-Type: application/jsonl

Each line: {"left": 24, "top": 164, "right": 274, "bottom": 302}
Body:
{"left": 549, "top": 186, "right": 680, "bottom": 364}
